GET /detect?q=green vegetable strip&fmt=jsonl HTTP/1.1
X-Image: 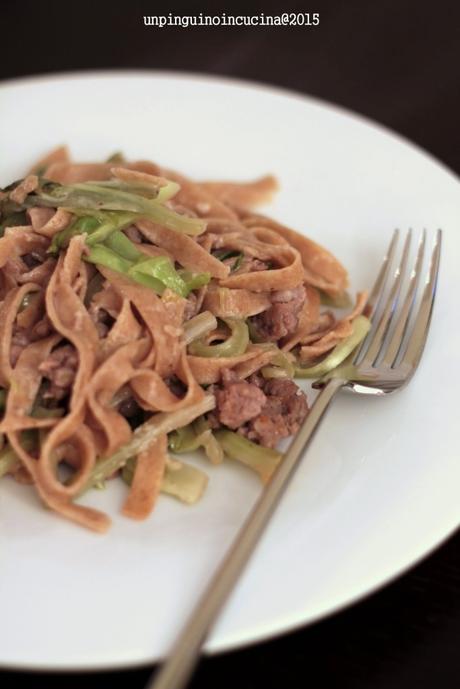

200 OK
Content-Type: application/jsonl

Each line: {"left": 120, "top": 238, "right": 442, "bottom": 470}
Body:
{"left": 122, "top": 457, "right": 208, "bottom": 504}
{"left": 168, "top": 425, "right": 201, "bottom": 453}
{"left": 93, "top": 179, "right": 180, "bottom": 203}
{"left": 188, "top": 318, "right": 249, "bottom": 358}
{"left": 193, "top": 416, "right": 224, "bottom": 464}
{"left": 104, "top": 230, "right": 143, "bottom": 261}
{"left": 125, "top": 270, "right": 167, "bottom": 295}
{"left": 161, "top": 459, "right": 209, "bottom": 504}
{"left": 295, "top": 315, "right": 371, "bottom": 378}
{"left": 261, "top": 347, "right": 295, "bottom": 379}
{"left": 177, "top": 270, "right": 211, "bottom": 293}
{"left": 129, "top": 256, "right": 188, "bottom": 296}
{"left": 26, "top": 181, "right": 206, "bottom": 235}
{"left": 50, "top": 215, "right": 100, "bottom": 252}
{"left": 156, "top": 182, "right": 181, "bottom": 203}
{"left": 85, "top": 245, "right": 133, "bottom": 275}
{"left": 80, "top": 394, "right": 215, "bottom": 494}
{"left": 136, "top": 199, "right": 205, "bottom": 235}
{"left": 86, "top": 238, "right": 210, "bottom": 298}
{"left": 168, "top": 417, "right": 224, "bottom": 465}
{"left": 85, "top": 212, "right": 137, "bottom": 246}
{"left": 214, "top": 430, "right": 283, "bottom": 483}
{"left": 183, "top": 311, "right": 218, "bottom": 345}
{"left": 129, "top": 259, "right": 210, "bottom": 298}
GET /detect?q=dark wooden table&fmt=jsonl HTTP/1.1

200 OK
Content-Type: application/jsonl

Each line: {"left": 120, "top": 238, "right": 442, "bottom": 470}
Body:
{"left": 1, "top": 1, "right": 459, "bottom": 687}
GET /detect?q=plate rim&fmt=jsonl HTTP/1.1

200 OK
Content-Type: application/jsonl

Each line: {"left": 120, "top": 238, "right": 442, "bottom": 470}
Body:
{"left": 0, "top": 68, "right": 459, "bottom": 672}
{"left": 1, "top": 67, "right": 459, "bottom": 188}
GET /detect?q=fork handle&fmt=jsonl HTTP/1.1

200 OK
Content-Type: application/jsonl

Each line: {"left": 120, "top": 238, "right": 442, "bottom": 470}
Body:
{"left": 147, "top": 377, "right": 345, "bottom": 689}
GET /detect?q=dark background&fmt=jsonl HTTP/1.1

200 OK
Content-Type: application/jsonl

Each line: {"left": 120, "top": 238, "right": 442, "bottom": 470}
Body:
{"left": 1, "top": 1, "right": 459, "bottom": 687}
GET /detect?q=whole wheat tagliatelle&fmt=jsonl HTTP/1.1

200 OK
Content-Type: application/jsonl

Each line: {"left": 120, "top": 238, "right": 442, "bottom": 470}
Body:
{"left": 0, "top": 146, "right": 370, "bottom": 532}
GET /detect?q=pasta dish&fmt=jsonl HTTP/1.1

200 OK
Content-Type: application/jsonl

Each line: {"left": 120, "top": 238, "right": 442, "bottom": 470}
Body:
{"left": 0, "top": 147, "right": 369, "bottom": 531}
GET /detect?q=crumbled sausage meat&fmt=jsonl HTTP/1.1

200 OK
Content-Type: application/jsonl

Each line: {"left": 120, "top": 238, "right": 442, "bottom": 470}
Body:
{"left": 250, "top": 285, "right": 306, "bottom": 341}
{"left": 38, "top": 344, "right": 79, "bottom": 401}
{"left": 209, "top": 374, "right": 309, "bottom": 449}
{"left": 214, "top": 380, "right": 267, "bottom": 429}
{"left": 244, "top": 378, "right": 309, "bottom": 448}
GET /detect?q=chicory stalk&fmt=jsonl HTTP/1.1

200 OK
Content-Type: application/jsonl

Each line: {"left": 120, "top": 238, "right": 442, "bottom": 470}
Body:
{"left": 86, "top": 241, "right": 211, "bottom": 298}
{"left": 80, "top": 394, "right": 215, "bottom": 493}
{"left": 85, "top": 211, "right": 137, "bottom": 245}
{"left": 124, "top": 270, "right": 166, "bottom": 294}
{"left": 50, "top": 215, "right": 100, "bottom": 252}
{"left": 160, "top": 459, "right": 209, "bottom": 503}
{"left": 193, "top": 416, "right": 223, "bottom": 464}
{"left": 168, "top": 425, "right": 199, "bottom": 453}
{"left": 261, "top": 347, "right": 296, "bottom": 379}
{"left": 25, "top": 181, "right": 206, "bottom": 235}
{"left": 188, "top": 318, "right": 249, "bottom": 358}
{"left": 122, "top": 456, "right": 209, "bottom": 505}
{"left": 169, "top": 417, "right": 223, "bottom": 465}
{"left": 128, "top": 256, "right": 189, "bottom": 296}
{"left": 295, "top": 315, "right": 371, "bottom": 378}
{"left": 104, "top": 229, "right": 143, "bottom": 261}
{"left": 214, "top": 430, "right": 283, "bottom": 483}
{"left": 177, "top": 269, "right": 211, "bottom": 293}
{"left": 95, "top": 178, "right": 180, "bottom": 204}
{"left": 50, "top": 211, "right": 136, "bottom": 252}
{"left": 183, "top": 311, "right": 218, "bottom": 345}
{"left": 85, "top": 245, "right": 133, "bottom": 275}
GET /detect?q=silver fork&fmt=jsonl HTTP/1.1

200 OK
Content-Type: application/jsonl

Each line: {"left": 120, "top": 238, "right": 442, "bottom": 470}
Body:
{"left": 147, "top": 229, "right": 442, "bottom": 689}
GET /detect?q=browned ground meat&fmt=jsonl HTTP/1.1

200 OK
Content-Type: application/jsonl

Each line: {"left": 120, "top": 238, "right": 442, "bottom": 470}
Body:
{"left": 38, "top": 344, "right": 79, "bottom": 401}
{"left": 244, "top": 378, "right": 309, "bottom": 448}
{"left": 251, "top": 285, "right": 306, "bottom": 341}
{"left": 214, "top": 380, "right": 267, "bottom": 429}
{"left": 209, "top": 374, "right": 309, "bottom": 448}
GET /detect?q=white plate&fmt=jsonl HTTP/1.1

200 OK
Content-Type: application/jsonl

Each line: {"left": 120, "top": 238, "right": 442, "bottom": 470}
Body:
{"left": 0, "top": 71, "right": 459, "bottom": 671}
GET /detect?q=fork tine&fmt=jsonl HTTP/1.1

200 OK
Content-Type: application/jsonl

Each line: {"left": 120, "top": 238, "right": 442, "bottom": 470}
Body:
{"left": 363, "top": 229, "right": 399, "bottom": 320}
{"left": 399, "top": 229, "right": 442, "bottom": 371}
{"left": 381, "top": 230, "right": 426, "bottom": 367}
{"left": 360, "top": 229, "right": 412, "bottom": 365}
{"left": 353, "top": 229, "right": 399, "bottom": 363}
